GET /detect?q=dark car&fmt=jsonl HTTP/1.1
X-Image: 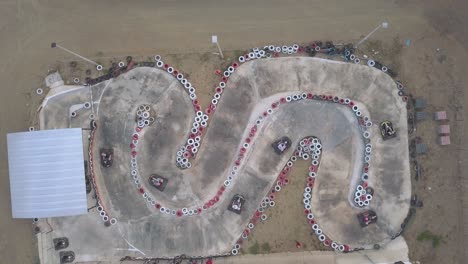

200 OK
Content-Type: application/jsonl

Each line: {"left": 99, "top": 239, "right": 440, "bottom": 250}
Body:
{"left": 357, "top": 210, "right": 378, "bottom": 227}
{"left": 380, "top": 120, "right": 397, "bottom": 140}
{"left": 227, "top": 194, "right": 245, "bottom": 214}
{"left": 100, "top": 148, "right": 113, "bottom": 168}
{"left": 149, "top": 174, "right": 168, "bottom": 191}
{"left": 271, "top": 136, "right": 292, "bottom": 154}
{"left": 53, "top": 237, "right": 69, "bottom": 250}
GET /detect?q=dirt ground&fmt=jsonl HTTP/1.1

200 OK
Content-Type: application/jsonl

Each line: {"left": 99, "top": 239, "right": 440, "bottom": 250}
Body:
{"left": 1, "top": 0, "right": 467, "bottom": 263}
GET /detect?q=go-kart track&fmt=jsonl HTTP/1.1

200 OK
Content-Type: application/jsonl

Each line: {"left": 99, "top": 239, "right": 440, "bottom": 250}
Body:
{"left": 38, "top": 47, "right": 411, "bottom": 263}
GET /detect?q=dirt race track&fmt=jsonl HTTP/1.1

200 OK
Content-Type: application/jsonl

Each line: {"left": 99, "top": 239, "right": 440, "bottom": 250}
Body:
{"left": 0, "top": 0, "right": 467, "bottom": 264}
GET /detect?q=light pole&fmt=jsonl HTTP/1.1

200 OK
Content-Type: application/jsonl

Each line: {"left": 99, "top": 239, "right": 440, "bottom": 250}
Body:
{"left": 51, "top": 42, "right": 103, "bottom": 71}
{"left": 211, "top": 35, "right": 224, "bottom": 59}
{"left": 355, "top": 22, "right": 389, "bottom": 49}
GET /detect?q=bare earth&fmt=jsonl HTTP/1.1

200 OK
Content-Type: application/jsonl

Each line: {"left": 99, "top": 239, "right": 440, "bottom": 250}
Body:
{"left": 0, "top": 0, "right": 467, "bottom": 264}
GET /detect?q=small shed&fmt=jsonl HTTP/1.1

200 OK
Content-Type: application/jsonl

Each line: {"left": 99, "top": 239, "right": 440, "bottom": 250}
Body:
{"left": 7, "top": 128, "right": 87, "bottom": 218}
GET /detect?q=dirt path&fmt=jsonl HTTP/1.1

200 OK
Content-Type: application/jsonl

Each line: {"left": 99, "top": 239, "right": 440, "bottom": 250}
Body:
{"left": 1, "top": 1, "right": 467, "bottom": 263}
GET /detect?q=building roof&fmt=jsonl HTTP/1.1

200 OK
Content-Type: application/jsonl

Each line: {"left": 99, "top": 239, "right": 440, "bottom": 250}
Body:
{"left": 7, "top": 128, "right": 87, "bottom": 218}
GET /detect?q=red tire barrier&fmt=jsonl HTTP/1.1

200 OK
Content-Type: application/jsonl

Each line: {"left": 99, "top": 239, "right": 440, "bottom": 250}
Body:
{"left": 272, "top": 103, "right": 278, "bottom": 109}
{"left": 155, "top": 203, "right": 161, "bottom": 209}
{"left": 164, "top": 64, "right": 169, "bottom": 69}
{"left": 269, "top": 193, "right": 275, "bottom": 200}
{"left": 131, "top": 151, "right": 137, "bottom": 157}
{"left": 280, "top": 97, "right": 286, "bottom": 104}
{"left": 139, "top": 188, "right": 144, "bottom": 194}
{"left": 255, "top": 210, "right": 262, "bottom": 218}
{"left": 215, "top": 69, "right": 222, "bottom": 75}
{"left": 130, "top": 143, "right": 136, "bottom": 149}
{"left": 304, "top": 209, "right": 309, "bottom": 215}
{"left": 176, "top": 210, "right": 183, "bottom": 217}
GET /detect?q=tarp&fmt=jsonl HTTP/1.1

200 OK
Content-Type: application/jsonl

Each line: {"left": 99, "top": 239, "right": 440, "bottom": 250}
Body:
{"left": 7, "top": 128, "right": 87, "bottom": 218}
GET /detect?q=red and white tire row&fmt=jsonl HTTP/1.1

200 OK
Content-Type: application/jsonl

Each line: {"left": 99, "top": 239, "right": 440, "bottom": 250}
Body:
{"left": 230, "top": 136, "right": 350, "bottom": 255}
{"left": 88, "top": 123, "right": 117, "bottom": 225}
{"left": 153, "top": 56, "right": 207, "bottom": 169}
{"left": 171, "top": 44, "right": 300, "bottom": 169}
{"left": 127, "top": 90, "right": 374, "bottom": 221}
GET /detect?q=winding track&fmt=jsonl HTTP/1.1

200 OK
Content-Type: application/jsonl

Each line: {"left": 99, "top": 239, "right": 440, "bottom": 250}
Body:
{"left": 77, "top": 54, "right": 410, "bottom": 259}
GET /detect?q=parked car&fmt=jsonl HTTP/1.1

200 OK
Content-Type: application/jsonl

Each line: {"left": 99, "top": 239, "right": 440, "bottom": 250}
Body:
{"left": 357, "top": 210, "right": 378, "bottom": 227}
{"left": 380, "top": 120, "right": 396, "bottom": 140}
{"left": 100, "top": 148, "right": 113, "bottom": 168}
{"left": 271, "top": 136, "right": 292, "bottom": 154}
{"left": 149, "top": 174, "right": 168, "bottom": 191}
{"left": 227, "top": 194, "right": 245, "bottom": 214}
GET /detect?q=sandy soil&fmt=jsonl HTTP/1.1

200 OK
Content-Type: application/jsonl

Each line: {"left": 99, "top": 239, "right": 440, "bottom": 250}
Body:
{"left": 1, "top": 0, "right": 467, "bottom": 263}
{"left": 241, "top": 160, "right": 326, "bottom": 254}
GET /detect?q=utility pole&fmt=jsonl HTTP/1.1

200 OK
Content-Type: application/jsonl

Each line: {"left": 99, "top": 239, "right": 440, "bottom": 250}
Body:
{"left": 51, "top": 42, "right": 103, "bottom": 71}
{"left": 211, "top": 35, "right": 224, "bottom": 59}
{"left": 355, "top": 22, "right": 389, "bottom": 49}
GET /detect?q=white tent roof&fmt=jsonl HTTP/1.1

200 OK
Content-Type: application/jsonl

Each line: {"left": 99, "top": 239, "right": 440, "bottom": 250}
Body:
{"left": 7, "top": 128, "right": 87, "bottom": 218}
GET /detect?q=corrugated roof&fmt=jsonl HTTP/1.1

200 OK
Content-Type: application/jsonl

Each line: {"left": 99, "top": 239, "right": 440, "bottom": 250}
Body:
{"left": 7, "top": 128, "right": 87, "bottom": 218}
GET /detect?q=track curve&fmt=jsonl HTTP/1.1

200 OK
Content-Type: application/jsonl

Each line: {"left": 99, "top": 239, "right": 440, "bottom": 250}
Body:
{"left": 91, "top": 56, "right": 410, "bottom": 257}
